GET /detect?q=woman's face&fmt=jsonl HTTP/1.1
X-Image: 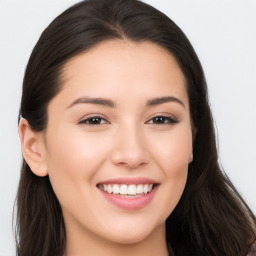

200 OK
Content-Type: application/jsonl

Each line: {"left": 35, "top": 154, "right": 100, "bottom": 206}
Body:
{"left": 42, "top": 40, "right": 193, "bottom": 244}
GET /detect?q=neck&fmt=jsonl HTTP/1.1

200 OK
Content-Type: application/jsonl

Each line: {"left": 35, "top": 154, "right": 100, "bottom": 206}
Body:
{"left": 64, "top": 222, "right": 169, "bottom": 256}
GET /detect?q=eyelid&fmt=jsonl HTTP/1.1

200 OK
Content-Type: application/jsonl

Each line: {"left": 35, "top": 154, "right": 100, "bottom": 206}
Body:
{"left": 145, "top": 114, "right": 179, "bottom": 125}
{"left": 77, "top": 113, "right": 179, "bottom": 126}
{"left": 78, "top": 114, "right": 110, "bottom": 125}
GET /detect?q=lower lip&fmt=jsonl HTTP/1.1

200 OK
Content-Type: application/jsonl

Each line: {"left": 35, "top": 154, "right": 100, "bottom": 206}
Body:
{"left": 98, "top": 185, "right": 158, "bottom": 210}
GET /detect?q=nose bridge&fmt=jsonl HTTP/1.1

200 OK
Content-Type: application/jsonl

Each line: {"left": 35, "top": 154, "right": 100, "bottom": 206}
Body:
{"left": 110, "top": 121, "right": 149, "bottom": 168}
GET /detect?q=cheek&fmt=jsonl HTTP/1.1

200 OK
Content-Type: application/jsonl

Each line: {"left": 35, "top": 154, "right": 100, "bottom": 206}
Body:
{"left": 148, "top": 126, "right": 191, "bottom": 214}
{"left": 158, "top": 127, "right": 191, "bottom": 189}
{"left": 149, "top": 125, "right": 192, "bottom": 172}
{"left": 46, "top": 126, "right": 109, "bottom": 170}
{"left": 44, "top": 128, "right": 109, "bottom": 204}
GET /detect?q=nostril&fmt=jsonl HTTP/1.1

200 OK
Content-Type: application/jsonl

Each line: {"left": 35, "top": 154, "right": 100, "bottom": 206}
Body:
{"left": 109, "top": 135, "right": 150, "bottom": 168}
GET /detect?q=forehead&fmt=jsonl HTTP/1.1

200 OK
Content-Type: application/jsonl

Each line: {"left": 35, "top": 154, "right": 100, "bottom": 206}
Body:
{"left": 56, "top": 40, "right": 188, "bottom": 107}
{"left": 63, "top": 39, "right": 184, "bottom": 80}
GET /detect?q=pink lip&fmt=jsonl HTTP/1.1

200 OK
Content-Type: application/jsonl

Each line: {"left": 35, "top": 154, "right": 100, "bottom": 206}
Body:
{"left": 98, "top": 187, "right": 158, "bottom": 210}
{"left": 97, "top": 177, "right": 158, "bottom": 185}
{"left": 97, "top": 177, "right": 159, "bottom": 210}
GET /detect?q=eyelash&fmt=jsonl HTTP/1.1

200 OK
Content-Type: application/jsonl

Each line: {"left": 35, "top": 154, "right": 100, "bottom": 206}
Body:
{"left": 78, "top": 115, "right": 178, "bottom": 126}
{"left": 78, "top": 116, "right": 109, "bottom": 125}
{"left": 146, "top": 115, "right": 178, "bottom": 125}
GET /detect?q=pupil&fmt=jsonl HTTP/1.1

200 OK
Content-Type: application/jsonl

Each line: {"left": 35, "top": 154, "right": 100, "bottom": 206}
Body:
{"left": 90, "top": 118, "right": 101, "bottom": 124}
{"left": 155, "top": 117, "right": 164, "bottom": 123}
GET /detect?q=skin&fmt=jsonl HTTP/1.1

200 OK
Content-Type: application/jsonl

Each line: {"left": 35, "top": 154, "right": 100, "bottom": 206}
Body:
{"left": 19, "top": 40, "right": 194, "bottom": 256}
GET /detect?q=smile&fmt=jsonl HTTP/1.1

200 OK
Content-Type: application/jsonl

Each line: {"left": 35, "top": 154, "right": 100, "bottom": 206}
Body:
{"left": 98, "top": 184, "right": 154, "bottom": 197}
{"left": 97, "top": 178, "right": 159, "bottom": 210}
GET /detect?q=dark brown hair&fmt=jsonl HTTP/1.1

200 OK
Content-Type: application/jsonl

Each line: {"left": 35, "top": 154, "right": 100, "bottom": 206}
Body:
{"left": 16, "top": 0, "right": 256, "bottom": 255}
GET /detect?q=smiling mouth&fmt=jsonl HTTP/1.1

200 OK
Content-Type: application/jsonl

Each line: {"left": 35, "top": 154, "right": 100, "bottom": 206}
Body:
{"left": 97, "top": 183, "right": 155, "bottom": 198}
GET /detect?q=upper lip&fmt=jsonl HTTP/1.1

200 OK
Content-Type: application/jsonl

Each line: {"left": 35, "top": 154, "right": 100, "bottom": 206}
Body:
{"left": 97, "top": 177, "right": 158, "bottom": 185}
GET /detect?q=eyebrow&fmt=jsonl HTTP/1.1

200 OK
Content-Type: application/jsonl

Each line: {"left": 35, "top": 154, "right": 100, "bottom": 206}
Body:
{"left": 67, "top": 97, "right": 116, "bottom": 109}
{"left": 146, "top": 96, "right": 185, "bottom": 108}
{"left": 66, "top": 96, "right": 185, "bottom": 109}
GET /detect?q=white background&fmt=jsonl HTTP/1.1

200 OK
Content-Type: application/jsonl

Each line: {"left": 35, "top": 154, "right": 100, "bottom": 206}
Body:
{"left": 0, "top": 0, "right": 255, "bottom": 255}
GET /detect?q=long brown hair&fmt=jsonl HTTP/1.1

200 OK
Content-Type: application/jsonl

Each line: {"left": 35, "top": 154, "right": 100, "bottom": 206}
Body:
{"left": 16, "top": 0, "right": 256, "bottom": 255}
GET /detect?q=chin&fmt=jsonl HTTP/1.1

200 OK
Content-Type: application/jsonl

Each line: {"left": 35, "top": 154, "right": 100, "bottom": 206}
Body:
{"left": 103, "top": 222, "right": 162, "bottom": 245}
{"left": 108, "top": 231, "right": 151, "bottom": 245}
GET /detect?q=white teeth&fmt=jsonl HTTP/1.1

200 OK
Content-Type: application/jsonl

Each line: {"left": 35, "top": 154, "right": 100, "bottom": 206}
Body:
{"left": 112, "top": 184, "right": 119, "bottom": 194}
{"left": 127, "top": 185, "right": 136, "bottom": 195}
{"left": 99, "top": 183, "right": 154, "bottom": 196}
{"left": 107, "top": 184, "right": 112, "bottom": 194}
{"left": 136, "top": 184, "right": 144, "bottom": 194}
{"left": 143, "top": 184, "right": 148, "bottom": 194}
{"left": 120, "top": 184, "right": 127, "bottom": 195}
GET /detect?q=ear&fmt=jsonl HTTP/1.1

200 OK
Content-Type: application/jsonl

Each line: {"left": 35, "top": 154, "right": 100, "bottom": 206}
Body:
{"left": 18, "top": 118, "right": 48, "bottom": 177}
{"left": 189, "top": 125, "right": 197, "bottom": 164}
{"left": 189, "top": 153, "right": 193, "bottom": 164}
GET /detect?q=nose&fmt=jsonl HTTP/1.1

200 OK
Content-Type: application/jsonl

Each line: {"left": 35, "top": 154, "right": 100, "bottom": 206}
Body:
{"left": 110, "top": 125, "right": 149, "bottom": 169}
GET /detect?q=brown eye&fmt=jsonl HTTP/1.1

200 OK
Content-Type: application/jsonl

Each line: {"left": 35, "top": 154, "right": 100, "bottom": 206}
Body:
{"left": 79, "top": 116, "right": 108, "bottom": 125}
{"left": 148, "top": 115, "right": 178, "bottom": 125}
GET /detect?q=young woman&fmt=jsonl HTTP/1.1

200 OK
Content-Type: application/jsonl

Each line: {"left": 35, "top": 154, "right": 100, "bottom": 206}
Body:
{"left": 16, "top": 0, "right": 256, "bottom": 255}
